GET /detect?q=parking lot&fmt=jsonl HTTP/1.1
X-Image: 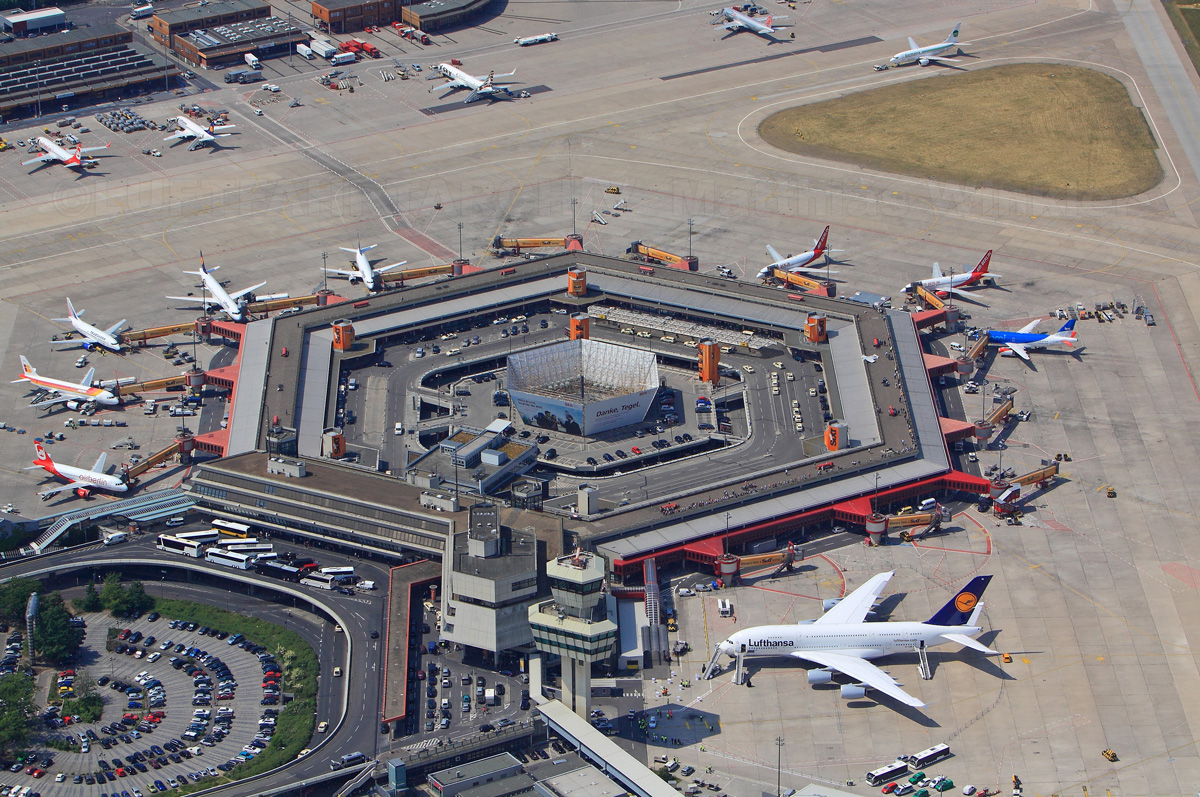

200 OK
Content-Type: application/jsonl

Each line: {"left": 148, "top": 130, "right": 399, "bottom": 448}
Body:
{"left": 13, "top": 610, "right": 290, "bottom": 795}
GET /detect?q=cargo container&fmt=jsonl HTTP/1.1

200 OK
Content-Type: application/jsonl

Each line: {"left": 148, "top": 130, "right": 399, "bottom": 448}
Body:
{"left": 296, "top": 43, "right": 314, "bottom": 59}
{"left": 309, "top": 39, "right": 338, "bottom": 59}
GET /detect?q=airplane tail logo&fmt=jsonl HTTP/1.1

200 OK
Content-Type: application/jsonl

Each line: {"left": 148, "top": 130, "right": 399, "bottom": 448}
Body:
{"left": 1059, "top": 318, "right": 1077, "bottom": 346}
{"left": 19, "top": 355, "right": 34, "bottom": 377}
{"left": 814, "top": 226, "right": 830, "bottom": 253}
{"left": 765, "top": 15, "right": 773, "bottom": 28}
{"left": 208, "top": 122, "right": 217, "bottom": 134}
{"left": 34, "top": 442, "right": 50, "bottom": 464}
{"left": 927, "top": 575, "right": 992, "bottom": 626}
{"left": 65, "top": 144, "right": 83, "bottom": 166}
{"left": 947, "top": 23, "right": 961, "bottom": 43}
{"left": 66, "top": 298, "right": 79, "bottom": 319}
{"left": 972, "top": 250, "right": 992, "bottom": 274}
{"left": 483, "top": 71, "right": 495, "bottom": 88}
{"left": 198, "top": 251, "right": 207, "bottom": 273}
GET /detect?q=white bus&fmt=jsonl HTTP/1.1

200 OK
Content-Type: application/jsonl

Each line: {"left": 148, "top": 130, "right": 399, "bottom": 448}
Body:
{"left": 319, "top": 567, "right": 355, "bottom": 576}
{"left": 156, "top": 534, "right": 202, "bottom": 558}
{"left": 220, "top": 543, "right": 273, "bottom": 557}
{"left": 907, "top": 744, "right": 951, "bottom": 771}
{"left": 176, "top": 530, "right": 220, "bottom": 545}
{"left": 215, "top": 538, "right": 260, "bottom": 548}
{"left": 204, "top": 549, "right": 253, "bottom": 570}
{"left": 864, "top": 761, "right": 911, "bottom": 787}
{"left": 300, "top": 572, "right": 337, "bottom": 590}
{"left": 212, "top": 519, "right": 254, "bottom": 538}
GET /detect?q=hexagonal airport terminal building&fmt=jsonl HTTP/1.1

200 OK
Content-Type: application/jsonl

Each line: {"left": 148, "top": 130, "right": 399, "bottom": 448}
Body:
{"left": 506, "top": 339, "right": 659, "bottom": 436}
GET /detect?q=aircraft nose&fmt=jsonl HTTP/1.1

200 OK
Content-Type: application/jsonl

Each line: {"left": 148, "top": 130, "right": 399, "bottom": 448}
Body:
{"left": 718, "top": 640, "right": 735, "bottom": 657}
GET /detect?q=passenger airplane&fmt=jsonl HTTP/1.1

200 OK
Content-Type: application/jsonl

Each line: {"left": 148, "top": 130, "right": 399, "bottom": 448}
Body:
{"left": 710, "top": 7, "right": 788, "bottom": 39}
{"left": 711, "top": 571, "right": 996, "bottom": 708}
{"left": 165, "top": 117, "right": 236, "bottom": 151}
{"left": 986, "top": 318, "right": 1078, "bottom": 361}
{"left": 889, "top": 23, "right": 965, "bottom": 66}
{"left": 26, "top": 442, "right": 127, "bottom": 500}
{"left": 23, "top": 137, "right": 110, "bottom": 172}
{"left": 50, "top": 299, "right": 125, "bottom": 353}
{"left": 325, "top": 244, "right": 406, "bottom": 292}
{"left": 167, "top": 253, "right": 285, "bottom": 323}
{"left": 757, "top": 226, "right": 842, "bottom": 278}
{"left": 904, "top": 251, "right": 997, "bottom": 298}
{"left": 427, "top": 63, "right": 517, "bottom": 103}
{"left": 12, "top": 356, "right": 119, "bottom": 409}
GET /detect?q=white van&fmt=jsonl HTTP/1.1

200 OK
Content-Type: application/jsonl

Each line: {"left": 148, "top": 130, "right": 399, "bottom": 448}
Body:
{"left": 166, "top": 517, "right": 185, "bottom": 527}
{"left": 918, "top": 498, "right": 938, "bottom": 512}
{"left": 357, "top": 580, "right": 376, "bottom": 590}
{"left": 103, "top": 532, "right": 128, "bottom": 546}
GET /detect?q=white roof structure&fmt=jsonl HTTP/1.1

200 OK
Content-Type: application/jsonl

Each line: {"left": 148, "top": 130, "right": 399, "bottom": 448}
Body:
{"left": 507, "top": 339, "right": 658, "bottom": 403}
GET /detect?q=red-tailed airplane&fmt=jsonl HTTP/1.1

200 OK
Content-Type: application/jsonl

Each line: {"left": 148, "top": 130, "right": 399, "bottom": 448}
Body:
{"left": 904, "top": 251, "right": 999, "bottom": 299}
{"left": 26, "top": 442, "right": 127, "bottom": 500}
{"left": 23, "top": 137, "right": 110, "bottom": 172}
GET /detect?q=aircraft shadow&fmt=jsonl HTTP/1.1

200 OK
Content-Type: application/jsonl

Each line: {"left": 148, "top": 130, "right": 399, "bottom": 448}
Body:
{"left": 811, "top": 681, "right": 941, "bottom": 726}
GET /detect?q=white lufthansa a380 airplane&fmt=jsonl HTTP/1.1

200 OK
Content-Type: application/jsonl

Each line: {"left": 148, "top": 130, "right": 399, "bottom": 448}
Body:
{"left": 710, "top": 571, "right": 996, "bottom": 708}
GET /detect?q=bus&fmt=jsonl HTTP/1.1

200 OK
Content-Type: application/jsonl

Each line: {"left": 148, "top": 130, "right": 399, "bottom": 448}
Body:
{"left": 204, "top": 549, "right": 253, "bottom": 570}
{"left": 256, "top": 560, "right": 301, "bottom": 582}
{"left": 907, "top": 744, "right": 951, "bottom": 771}
{"left": 156, "top": 534, "right": 202, "bottom": 558}
{"left": 215, "top": 537, "right": 259, "bottom": 548}
{"left": 864, "top": 761, "right": 911, "bottom": 788}
{"left": 300, "top": 572, "right": 337, "bottom": 590}
{"left": 176, "top": 530, "right": 219, "bottom": 545}
{"left": 220, "top": 543, "right": 273, "bottom": 557}
{"left": 212, "top": 519, "right": 254, "bottom": 538}
{"left": 319, "top": 566, "right": 355, "bottom": 576}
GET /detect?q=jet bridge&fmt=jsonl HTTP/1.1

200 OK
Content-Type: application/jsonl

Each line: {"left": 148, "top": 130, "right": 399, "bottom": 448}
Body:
{"left": 768, "top": 267, "right": 835, "bottom": 297}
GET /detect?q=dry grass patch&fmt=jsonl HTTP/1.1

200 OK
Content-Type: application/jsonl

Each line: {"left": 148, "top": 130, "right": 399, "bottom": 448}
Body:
{"left": 759, "top": 64, "right": 1163, "bottom": 200}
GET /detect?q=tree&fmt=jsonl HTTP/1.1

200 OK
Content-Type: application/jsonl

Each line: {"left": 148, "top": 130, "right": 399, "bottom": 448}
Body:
{"left": 33, "top": 602, "right": 83, "bottom": 664}
{"left": 100, "top": 573, "right": 129, "bottom": 618}
{"left": 0, "top": 579, "right": 38, "bottom": 626}
{"left": 75, "top": 583, "right": 102, "bottom": 614}
{"left": 0, "top": 674, "right": 34, "bottom": 754}
{"left": 124, "top": 582, "right": 155, "bottom": 616}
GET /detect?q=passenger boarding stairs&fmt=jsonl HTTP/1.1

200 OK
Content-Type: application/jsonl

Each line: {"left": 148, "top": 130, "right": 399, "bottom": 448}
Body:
{"left": 28, "top": 489, "right": 193, "bottom": 555}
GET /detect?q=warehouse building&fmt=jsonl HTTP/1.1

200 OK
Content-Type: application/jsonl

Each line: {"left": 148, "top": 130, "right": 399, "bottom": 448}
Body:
{"left": 1, "top": 7, "right": 67, "bottom": 36}
{"left": 149, "top": 0, "right": 271, "bottom": 47}
{"left": 310, "top": 0, "right": 399, "bottom": 35}
{"left": 400, "top": 0, "right": 490, "bottom": 32}
{"left": 171, "top": 16, "right": 307, "bottom": 69}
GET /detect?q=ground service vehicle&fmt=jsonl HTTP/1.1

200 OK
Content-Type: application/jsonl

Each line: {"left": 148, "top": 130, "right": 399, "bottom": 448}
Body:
{"left": 907, "top": 744, "right": 951, "bottom": 771}
{"left": 296, "top": 44, "right": 314, "bottom": 59}
{"left": 103, "top": 532, "right": 128, "bottom": 546}
{"left": 514, "top": 32, "right": 557, "bottom": 45}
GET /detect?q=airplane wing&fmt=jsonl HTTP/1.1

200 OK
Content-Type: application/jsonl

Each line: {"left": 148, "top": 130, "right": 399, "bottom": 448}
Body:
{"left": 37, "top": 480, "right": 91, "bottom": 499}
{"left": 940, "top": 633, "right": 997, "bottom": 655}
{"left": 22, "top": 153, "right": 57, "bottom": 166}
{"left": 490, "top": 69, "right": 517, "bottom": 80}
{"left": 1017, "top": 319, "right": 1041, "bottom": 334}
{"left": 253, "top": 292, "right": 289, "bottom": 302}
{"left": 766, "top": 244, "right": 785, "bottom": 264}
{"left": 104, "top": 319, "right": 127, "bottom": 337}
{"left": 1004, "top": 342, "right": 1031, "bottom": 361}
{"left": 795, "top": 650, "right": 925, "bottom": 707}
{"left": 30, "top": 394, "right": 70, "bottom": 409}
{"left": 165, "top": 295, "right": 214, "bottom": 306}
{"left": 164, "top": 131, "right": 193, "bottom": 142}
{"left": 722, "top": 21, "right": 745, "bottom": 30}
{"left": 92, "top": 451, "right": 108, "bottom": 474}
{"left": 211, "top": 125, "right": 236, "bottom": 133}
{"left": 321, "top": 269, "right": 358, "bottom": 279}
{"left": 931, "top": 262, "right": 943, "bottom": 279}
{"left": 375, "top": 261, "right": 407, "bottom": 274}
{"left": 814, "top": 570, "right": 893, "bottom": 625}
{"left": 228, "top": 281, "right": 268, "bottom": 301}
{"left": 789, "top": 265, "right": 838, "bottom": 275}
{"left": 80, "top": 144, "right": 111, "bottom": 155}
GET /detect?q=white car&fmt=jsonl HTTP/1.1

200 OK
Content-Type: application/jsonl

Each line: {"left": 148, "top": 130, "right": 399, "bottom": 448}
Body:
{"left": 394, "top": 422, "right": 404, "bottom": 435}
{"left": 262, "top": 83, "right": 280, "bottom": 92}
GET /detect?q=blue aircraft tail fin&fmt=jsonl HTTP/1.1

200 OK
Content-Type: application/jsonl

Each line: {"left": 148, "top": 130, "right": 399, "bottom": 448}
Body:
{"left": 1058, "top": 319, "right": 1076, "bottom": 334}
{"left": 927, "top": 576, "right": 992, "bottom": 626}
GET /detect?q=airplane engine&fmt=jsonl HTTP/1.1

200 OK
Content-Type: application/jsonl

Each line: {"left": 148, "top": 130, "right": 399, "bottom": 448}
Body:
{"left": 840, "top": 684, "right": 866, "bottom": 700}
{"left": 75, "top": 488, "right": 92, "bottom": 499}
{"left": 998, "top": 348, "right": 1017, "bottom": 357}
{"left": 918, "top": 57, "right": 931, "bottom": 66}
{"left": 807, "top": 669, "right": 833, "bottom": 685}
{"left": 83, "top": 342, "right": 95, "bottom": 351}
{"left": 349, "top": 276, "right": 361, "bottom": 285}
{"left": 65, "top": 400, "right": 82, "bottom": 410}
{"left": 936, "top": 290, "right": 950, "bottom": 299}
{"left": 822, "top": 598, "right": 842, "bottom": 612}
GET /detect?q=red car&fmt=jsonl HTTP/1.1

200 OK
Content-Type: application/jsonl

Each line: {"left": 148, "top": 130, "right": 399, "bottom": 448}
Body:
{"left": 416, "top": 671, "right": 426, "bottom": 681}
{"left": 30, "top": 769, "right": 45, "bottom": 779}
{"left": 881, "top": 784, "right": 897, "bottom": 794}
{"left": 631, "top": 446, "right": 642, "bottom": 455}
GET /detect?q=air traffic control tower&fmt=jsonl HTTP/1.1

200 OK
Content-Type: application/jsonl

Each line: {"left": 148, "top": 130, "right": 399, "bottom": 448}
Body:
{"left": 528, "top": 550, "right": 617, "bottom": 719}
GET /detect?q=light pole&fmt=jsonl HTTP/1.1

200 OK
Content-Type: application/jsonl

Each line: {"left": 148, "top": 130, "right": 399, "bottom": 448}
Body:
{"left": 687, "top": 218, "right": 694, "bottom": 259}
{"left": 775, "top": 736, "right": 785, "bottom": 797}
{"left": 34, "top": 60, "right": 42, "bottom": 118}
{"left": 723, "top": 511, "right": 731, "bottom": 556}
{"left": 457, "top": 221, "right": 464, "bottom": 261}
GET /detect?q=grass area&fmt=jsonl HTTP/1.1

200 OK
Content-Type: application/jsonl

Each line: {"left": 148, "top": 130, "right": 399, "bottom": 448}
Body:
{"left": 148, "top": 598, "right": 319, "bottom": 791}
{"left": 1165, "top": 1, "right": 1200, "bottom": 82}
{"left": 758, "top": 64, "right": 1163, "bottom": 200}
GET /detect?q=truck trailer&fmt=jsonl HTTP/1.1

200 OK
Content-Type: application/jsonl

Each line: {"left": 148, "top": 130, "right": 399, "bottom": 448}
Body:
{"left": 352, "top": 38, "right": 380, "bottom": 57}
{"left": 330, "top": 52, "right": 357, "bottom": 66}
{"left": 309, "top": 39, "right": 338, "bottom": 59}
{"left": 244, "top": 52, "right": 261, "bottom": 70}
{"left": 238, "top": 70, "right": 263, "bottom": 84}
{"left": 296, "top": 43, "right": 314, "bottom": 59}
